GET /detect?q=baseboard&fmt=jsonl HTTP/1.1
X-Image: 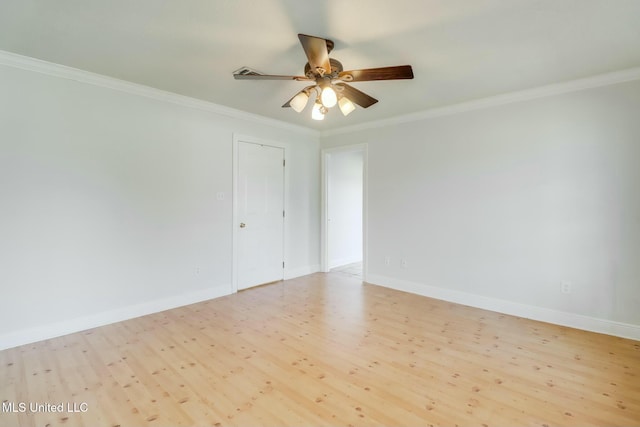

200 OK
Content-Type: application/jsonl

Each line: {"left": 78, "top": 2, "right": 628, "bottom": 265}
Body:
{"left": 285, "top": 264, "right": 320, "bottom": 280}
{"left": 0, "top": 284, "right": 232, "bottom": 351}
{"left": 366, "top": 274, "right": 640, "bottom": 341}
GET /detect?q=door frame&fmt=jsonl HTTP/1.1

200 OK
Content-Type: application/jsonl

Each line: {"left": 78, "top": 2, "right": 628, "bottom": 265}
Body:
{"left": 320, "top": 143, "right": 368, "bottom": 280}
{"left": 232, "top": 134, "right": 289, "bottom": 293}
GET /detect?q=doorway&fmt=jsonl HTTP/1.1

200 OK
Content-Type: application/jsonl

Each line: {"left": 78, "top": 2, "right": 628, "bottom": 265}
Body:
{"left": 321, "top": 144, "right": 367, "bottom": 280}
{"left": 233, "top": 136, "right": 286, "bottom": 291}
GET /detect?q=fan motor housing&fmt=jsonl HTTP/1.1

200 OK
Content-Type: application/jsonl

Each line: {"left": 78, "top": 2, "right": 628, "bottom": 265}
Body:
{"left": 304, "top": 58, "right": 344, "bottom": 79}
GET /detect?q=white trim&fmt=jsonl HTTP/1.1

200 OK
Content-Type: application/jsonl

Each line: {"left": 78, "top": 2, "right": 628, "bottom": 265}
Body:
{"left": 232, "top": 134, "right": 290, "bottom": 292}
{"left": 0, "top": 49, "right": 317, "bottom": 137}
{"left": 0, "top": 285, "right": 231, "bottom": 351}
{"left": 285, "top": 264, "right": 321, "bottom": 280}
{"left": 362, "top": 145, "right": 369, "bottom": 282}
{"left": 320, "top": 144, "right": 368, "bottom": 279}
{"left": 322, "top": 66, "right": 640, "bottom": 137}
{"left": 366, "top": 274, "right": 640, "bottom": 341}
{"left": 320, "top": 152, "right": 329, "bottom": 272}
{"left": 4, "top": 50, "right": 640, "bottom": 139}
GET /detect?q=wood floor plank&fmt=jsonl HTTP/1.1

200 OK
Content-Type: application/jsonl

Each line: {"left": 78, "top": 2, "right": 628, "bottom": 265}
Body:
{"left": 1, "top": 272, "right": 639, "bottom": 426}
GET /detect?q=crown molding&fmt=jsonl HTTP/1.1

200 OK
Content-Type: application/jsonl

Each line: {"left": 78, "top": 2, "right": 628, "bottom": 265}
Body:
{"left": 0, "top": 50, "right": 319, "bottom": 137}
{"left": 4, "top": 49, "right": 639, "bottom": 140}
{"left": 322, "top": 66, "right": 640, "bottom": 137}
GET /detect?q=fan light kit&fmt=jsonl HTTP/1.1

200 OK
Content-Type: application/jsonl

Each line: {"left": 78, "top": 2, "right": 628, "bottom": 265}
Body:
{"left": 234, "top": 34, "right": 414, "bottom": 121}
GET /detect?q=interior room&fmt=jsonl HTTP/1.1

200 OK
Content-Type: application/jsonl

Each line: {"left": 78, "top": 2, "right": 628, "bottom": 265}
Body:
{"left": 1, "top": 1, "right": 639, "bottom": 426}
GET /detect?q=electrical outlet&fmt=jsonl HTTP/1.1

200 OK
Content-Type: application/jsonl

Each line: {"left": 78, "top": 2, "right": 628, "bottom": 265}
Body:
{"left": 561, "top": 281, "right": 572, "bottom": 294}
{"left": 384, "top": 256, "right": 391, "bottom": 266}
{"left": 401, "top": 259, "right": 408, "bottom": 269}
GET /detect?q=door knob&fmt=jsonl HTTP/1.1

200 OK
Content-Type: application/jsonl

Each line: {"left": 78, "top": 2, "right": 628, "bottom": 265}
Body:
{"left": 239, "top": 222, "right": 246, "bottom": 228}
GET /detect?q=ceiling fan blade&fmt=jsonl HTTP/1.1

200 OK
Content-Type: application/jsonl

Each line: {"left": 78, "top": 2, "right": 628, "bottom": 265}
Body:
{"left": 336, "top": 83, "right": 378, "bottom": 108}
{"left": 282, "top": 85, "right": 316, "bottom": 108}
{"left": 298, "top": 34, "right": 332, "bottom": 76}
{"left": 338, "top": 65, "right": 414, "bottom": 82}
{"left": 234, "top": 73, "right": 311, "bottom": 81}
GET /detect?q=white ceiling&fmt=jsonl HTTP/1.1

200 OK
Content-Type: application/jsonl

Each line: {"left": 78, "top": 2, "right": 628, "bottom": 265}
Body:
{"left": 1, "top": 0, "right": 640, "bottom": 131}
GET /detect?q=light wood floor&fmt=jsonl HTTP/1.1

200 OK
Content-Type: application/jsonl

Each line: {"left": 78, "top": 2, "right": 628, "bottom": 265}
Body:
{"left": 1, "top": 273, "right": 639, "bottom": 427}
{"left": 331, "top": 262, "right": 363, "bottom": 279}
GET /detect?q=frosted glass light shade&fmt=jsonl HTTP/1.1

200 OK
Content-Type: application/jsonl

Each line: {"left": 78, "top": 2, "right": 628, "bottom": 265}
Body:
{"left": 290, "top": 91, "right": 309, "bottom": 113}
{"left": 321, "top": 86, "right": 337, "bottom": 108}
{"left": 311, "top": 102, "right": 325, "bottom": 120}
{"left": 338, "top": 96, "right": 356, "bottom": 116}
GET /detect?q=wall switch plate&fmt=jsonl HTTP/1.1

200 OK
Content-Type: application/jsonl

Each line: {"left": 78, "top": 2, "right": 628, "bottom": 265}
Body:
{"left": 401, "top": 259, "right": 408, "bottom": 269}
{"left": 216, "top": 192, "right": 225, "bottom": 200}
{"left": 384, "top": 256, "right": 391, "bottom": 266}
{"left": 561, "top": 281, "right": 572, "bottom": 294}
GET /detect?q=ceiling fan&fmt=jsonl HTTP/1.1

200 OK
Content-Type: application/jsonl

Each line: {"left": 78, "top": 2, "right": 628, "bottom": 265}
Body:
{"left": 233, "top": 34, "right": 414, "bottom": 121}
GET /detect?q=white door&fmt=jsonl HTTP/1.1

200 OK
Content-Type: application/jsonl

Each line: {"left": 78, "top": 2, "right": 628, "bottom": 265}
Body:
{"left": 237, "top": 142, "right": 285, "bottom": 290}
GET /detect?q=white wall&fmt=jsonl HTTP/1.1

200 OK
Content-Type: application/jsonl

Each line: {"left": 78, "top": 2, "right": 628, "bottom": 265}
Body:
{"left": 323, "top": 78, "right": 640, "bottom": 337}
{"left": 328, "top": 148, "right": 363, "bottom": 268}
{"left": 2, "top": 52, "right": 639, "bottom": 347}
{"left": 0, "top": 58, "right": 320, "bottom": 349}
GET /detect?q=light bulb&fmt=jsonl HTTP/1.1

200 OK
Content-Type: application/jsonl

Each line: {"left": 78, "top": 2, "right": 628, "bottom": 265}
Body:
{"left": 311, "top": 102, "right": 325, "bottom": 120}
{"left": 290, "top": 90, "right": 309, "bottom": 113}
{"left": 338, "top": 96, "right": 356, "bottom": 116}
{"left": 320, "top": 86, "right": 337, "bottom": 108}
